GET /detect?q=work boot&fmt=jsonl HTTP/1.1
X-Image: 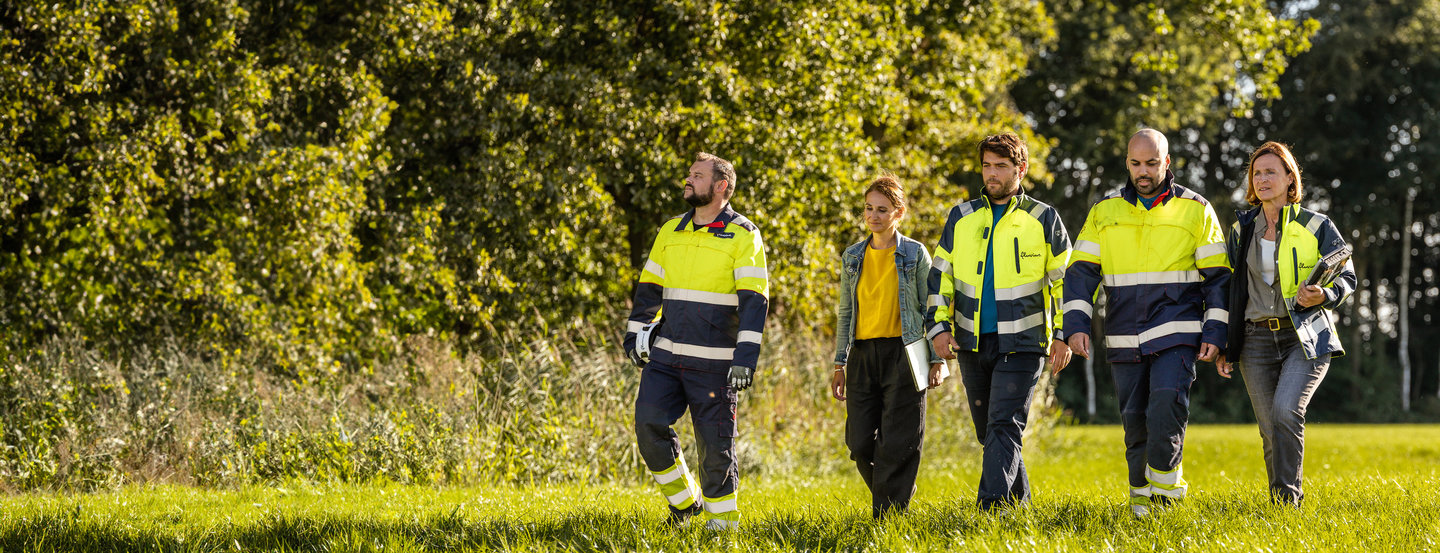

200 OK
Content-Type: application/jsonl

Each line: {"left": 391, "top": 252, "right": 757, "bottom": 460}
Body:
{"left": 704, "top": 518, "right": 738, "bottom": 531}
{"left": 666, "top": 502, "right": 704, "bottom": 528}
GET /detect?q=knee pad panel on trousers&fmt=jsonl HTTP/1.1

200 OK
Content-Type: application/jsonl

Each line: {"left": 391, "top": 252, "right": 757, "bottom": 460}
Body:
{"left": 635, "top": 403, "right": 683, "bottom": 470}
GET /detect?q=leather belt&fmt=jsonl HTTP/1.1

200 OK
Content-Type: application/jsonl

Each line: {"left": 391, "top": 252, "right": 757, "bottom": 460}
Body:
{"left": 1247, "top": 317, "right": 1293, "bottom": 331}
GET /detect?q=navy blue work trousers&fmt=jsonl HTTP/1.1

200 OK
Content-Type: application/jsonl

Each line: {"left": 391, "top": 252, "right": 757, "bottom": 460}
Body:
{"left": 1112, "top": 345, "right": 1196, "bottom": 488}
{"left": 956, "top": 334, "right": 1044, "bottom": 510}
{"left": 634, "top": 361, "right": 738, "bottom": 503}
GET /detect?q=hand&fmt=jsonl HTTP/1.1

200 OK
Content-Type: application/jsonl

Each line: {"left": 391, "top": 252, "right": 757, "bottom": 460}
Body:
{"left": 1296, "top": 284, "right": 1325, "bottom": 308}
{"left": 626, "top": 347, "right": 646, "bottom": 368}
{"left": 927, "top": 363, "right": 945, "bottom": 389}
{"left": 932, "top": 332, "right": 958, "bottom": 360}
{"left": 831, "top": 366, "right": 846, "bottom": 400}
{"left": 1067, "top": 332, "right": 1091, "bottom": 360}
{"left": 1216, "top": 353, "right": 1233, "bottom": 379}
{"left": 1047, "top": 340, "right": 1073, "bottom": 376}
{"left": 1198, "top": 342, "right": 1220, "bottom": 362}
{"left": 728, "top": 365, "right": 754, "bottom": 391}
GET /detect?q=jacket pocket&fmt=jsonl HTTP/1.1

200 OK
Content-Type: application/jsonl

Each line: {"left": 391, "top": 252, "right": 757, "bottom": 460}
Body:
{"left": 1291, "top": 248, "right": 1300, "bottom": 288}
{"left": 1013, "top": 238, "right": 1022, "bottom": 274}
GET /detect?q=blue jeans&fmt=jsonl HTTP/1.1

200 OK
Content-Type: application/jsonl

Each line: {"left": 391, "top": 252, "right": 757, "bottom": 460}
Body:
{"left": 1238, "top": 323, "right": 1329, "bottom": 505}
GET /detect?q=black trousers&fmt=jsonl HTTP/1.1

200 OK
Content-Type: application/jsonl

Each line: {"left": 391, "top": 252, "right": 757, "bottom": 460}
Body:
{"left": 845, "top": 337, "right": 926, "bottom": 518}
{"left": 956, "top": 334, "right": 1043, "bottom": 510}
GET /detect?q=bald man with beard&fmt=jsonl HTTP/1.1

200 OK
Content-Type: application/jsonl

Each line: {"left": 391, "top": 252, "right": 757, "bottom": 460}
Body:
{"left": 1063, "top": 129, "right": 1230, "bottom": 517}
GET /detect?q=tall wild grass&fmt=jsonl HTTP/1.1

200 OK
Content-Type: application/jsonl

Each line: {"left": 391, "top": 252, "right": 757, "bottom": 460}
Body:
{"left": 0, "top": 321, "right": 1060, "bottom": 491}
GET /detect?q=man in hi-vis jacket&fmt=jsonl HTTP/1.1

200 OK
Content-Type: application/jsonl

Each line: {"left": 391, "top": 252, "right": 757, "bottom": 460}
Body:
{"left": 1065, "top": 129, "right": 1229, "bottom": 517}
{"left": 928, "top": 132, "right": 1072, "bottom": 512}
{"left": 623, "top": 152, "right": 768, "bottom": 530}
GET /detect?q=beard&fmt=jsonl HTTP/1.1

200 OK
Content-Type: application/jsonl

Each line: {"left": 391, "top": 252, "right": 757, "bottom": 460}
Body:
{"left": 684, "top": 186, "right": 714, "bottom": 208}
{"left": 985, "top": 180, "right": 1020, "bottom": 202}
{"left": 1133, "top": 176, "right": 1162, "bottom": 196}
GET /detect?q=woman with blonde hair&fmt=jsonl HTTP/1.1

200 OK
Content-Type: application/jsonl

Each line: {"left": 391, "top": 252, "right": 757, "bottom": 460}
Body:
{"left": 1217, "top": 141, "right": 1356, "bottom": 506}
{"left": 832, "top": 175, "right": 944, "bottom": 519}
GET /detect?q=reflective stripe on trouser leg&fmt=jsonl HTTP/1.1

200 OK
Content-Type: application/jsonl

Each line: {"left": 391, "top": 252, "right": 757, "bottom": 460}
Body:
{"left": 1129, "top": 485, "right": 1152, "bottom": 506}
{"left": 650, "top": 458, "right": 699, "bottom": 510}
{"left": 703, "top": 492, "right": 739, "bottom": 528}
{"left": 1146, "top": 463, "right": 1188, "bottom": 499}
{"left": 1129, "top": 485, "right": 1152, "bottom": 516}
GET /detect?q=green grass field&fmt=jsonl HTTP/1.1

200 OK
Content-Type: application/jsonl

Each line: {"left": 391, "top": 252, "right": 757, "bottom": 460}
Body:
{"left": 3, "top": 424, "right": 1437, "bottom": 552}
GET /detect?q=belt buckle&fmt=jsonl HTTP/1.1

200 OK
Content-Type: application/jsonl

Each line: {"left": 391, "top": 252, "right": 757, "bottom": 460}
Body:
{"left": 1267, "top": 318, "right": 1281, "bottom": 331}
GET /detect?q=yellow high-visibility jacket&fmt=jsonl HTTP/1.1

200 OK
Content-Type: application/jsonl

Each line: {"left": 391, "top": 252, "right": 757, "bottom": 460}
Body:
{"left": 1225, "top": 204, "right": 1356, "bottom": 359}
{"left": 1064, "top": 173, "right": 1230, "bottom": 362}
{"left": 624, "top": 204, "right": 769, "bottom": 373}
{"left": 926, "top": 193, "right": 1071, "bottom": 355}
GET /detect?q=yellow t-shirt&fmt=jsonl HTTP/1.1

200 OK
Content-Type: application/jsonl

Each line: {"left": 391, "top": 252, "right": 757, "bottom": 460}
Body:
{"left": 855, "top": 244, "right": 902, "bottom": 340}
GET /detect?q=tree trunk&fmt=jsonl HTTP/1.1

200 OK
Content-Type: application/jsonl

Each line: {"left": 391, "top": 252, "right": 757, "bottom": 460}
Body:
{"left": 1399, "top": 189, "right": 1414, "bottom": 411}
{"left": 1350, "top": 232, "right": 1366, "bottom": 404}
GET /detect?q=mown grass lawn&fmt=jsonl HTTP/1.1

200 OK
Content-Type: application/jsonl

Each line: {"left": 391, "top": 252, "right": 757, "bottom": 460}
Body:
{"left": 3, "top": 424, "right": 1437, "bottom": 552}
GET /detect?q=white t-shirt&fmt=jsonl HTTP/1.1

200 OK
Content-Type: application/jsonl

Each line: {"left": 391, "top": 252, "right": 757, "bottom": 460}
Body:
{"left": 1259, "top": 237, "right": 1277, "bottom": 286}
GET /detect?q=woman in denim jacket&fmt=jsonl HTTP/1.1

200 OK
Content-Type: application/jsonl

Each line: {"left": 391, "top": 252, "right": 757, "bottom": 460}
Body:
{"left": 832, "top": 175, "right": 944, "bottom": 519}
{"left": 1216, "top": 142, "right": 1356, "bottom": 507}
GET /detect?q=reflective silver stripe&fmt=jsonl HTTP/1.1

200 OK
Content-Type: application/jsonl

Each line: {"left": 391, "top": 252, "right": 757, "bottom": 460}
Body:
{"left": 1306, "top": 216, "right": 1324, "bottom": 235}
{"left": 1139, "top": 320, "right": 1204, "bottom": 343}
{"left": 1194, "top": 242, "right": 1226, "bottom": 260}
{"left": 666, "top": 487, "right": 694, "bottom": 507}
{"left": 1028, "top": 203, "right": 1048, "bottom": 220}
{"left": 664, "top": 288, "right": 739, "bottom": 307}
{"left": 927, "top": 324, "right": 946, "bottom": 339}
{"left": 995, "top": 280, "right": 1044, "bottom": 301}
{"left": 705, "top": 497, "right": 738, "bottom": 513}
{"left": 1103, "top": 270, "right": 1202, "bottom": 287}
{"left": 996, "top": 312, "right": 1045, "bottom": 335}
{"left": 653, "top": 465, "right": 685, "bottom": 485}
{"left": 654, "top": 338, "right": 735, "bottom": 361}
{"left": 1063, "top": 300, "right": 1093, "bottom": 318}
{"left": 955, "top": 279, "right": 978, "bottom": 299}
{"left": 927, "top": 294, "right": 948, "bottom": 308}
{"left": 1047, "top": 267, "right": 1066, "bottom": 282}
{"left": 627, "top": 320, "right": 646, "bottom": 333}
{"left": 1205, "top": 308, "right": 1228, "bottom": 323}
{"left": 953, "top": 312, "right": 976, "bottom": 333}
{"left": 737, "top": 330, "right": 763, "bottom": 345}
{"left": 1146, "top": 465, "right": 1184, "bottom": 487}
{"left": 1130, "top": 486, "right": 1153, "bottom": 498}
{"left": 957, "top": 202, "right": 975, "bottom": 217}
{"left": 644, "top": 259, "right": 665, "bottom": 279}
{"left": 933, "top": 256, "right": 953, "bottom": 276}
{"left": 1075, "top": 240, "right": 1101, "bottom": 257}
{"left": 733, "top": 266, "right": 767, "bottom": 280}
{"left": 1106, "top": 335, "right": 1139, "bottom": 348}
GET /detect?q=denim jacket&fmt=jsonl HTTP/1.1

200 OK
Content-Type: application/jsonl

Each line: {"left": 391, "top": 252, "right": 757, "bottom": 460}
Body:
{"left": 833, "top": 232, "right": 943, "bottom": 366}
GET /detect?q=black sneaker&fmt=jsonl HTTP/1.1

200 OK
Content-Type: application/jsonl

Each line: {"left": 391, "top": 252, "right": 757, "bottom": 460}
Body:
{"left": 666, "top": 502, "right": 704, "bottom": 528}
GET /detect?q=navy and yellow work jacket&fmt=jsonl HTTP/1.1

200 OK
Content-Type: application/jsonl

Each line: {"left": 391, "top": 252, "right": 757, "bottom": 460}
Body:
{"left": 926, "top": 193, "right": 1071, "bottom": 355}
{"left": 1225, "top": 204, "right": 1356, "bottom": 360}
{"left": 1064, "top": 173, "right": 1230, "bottom": 362}
{"left": 624, "top": 204, "right": 769, "bottom": 373}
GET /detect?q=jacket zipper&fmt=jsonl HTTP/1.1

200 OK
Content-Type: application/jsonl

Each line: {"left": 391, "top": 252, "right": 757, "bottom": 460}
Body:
{"left": 1013, "top": 237, "right": 1021, "bottom": 274}
{"left": 1292, "top": 248, "right": 1299, "bottom": 288}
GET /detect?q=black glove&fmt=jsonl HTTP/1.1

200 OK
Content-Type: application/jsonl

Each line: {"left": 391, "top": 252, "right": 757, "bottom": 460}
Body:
{"left": 627, "top": 347, "right": 646, "bottom": 368}
{"left": 728, "top": 365, "right": 754, "bottom": 391}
